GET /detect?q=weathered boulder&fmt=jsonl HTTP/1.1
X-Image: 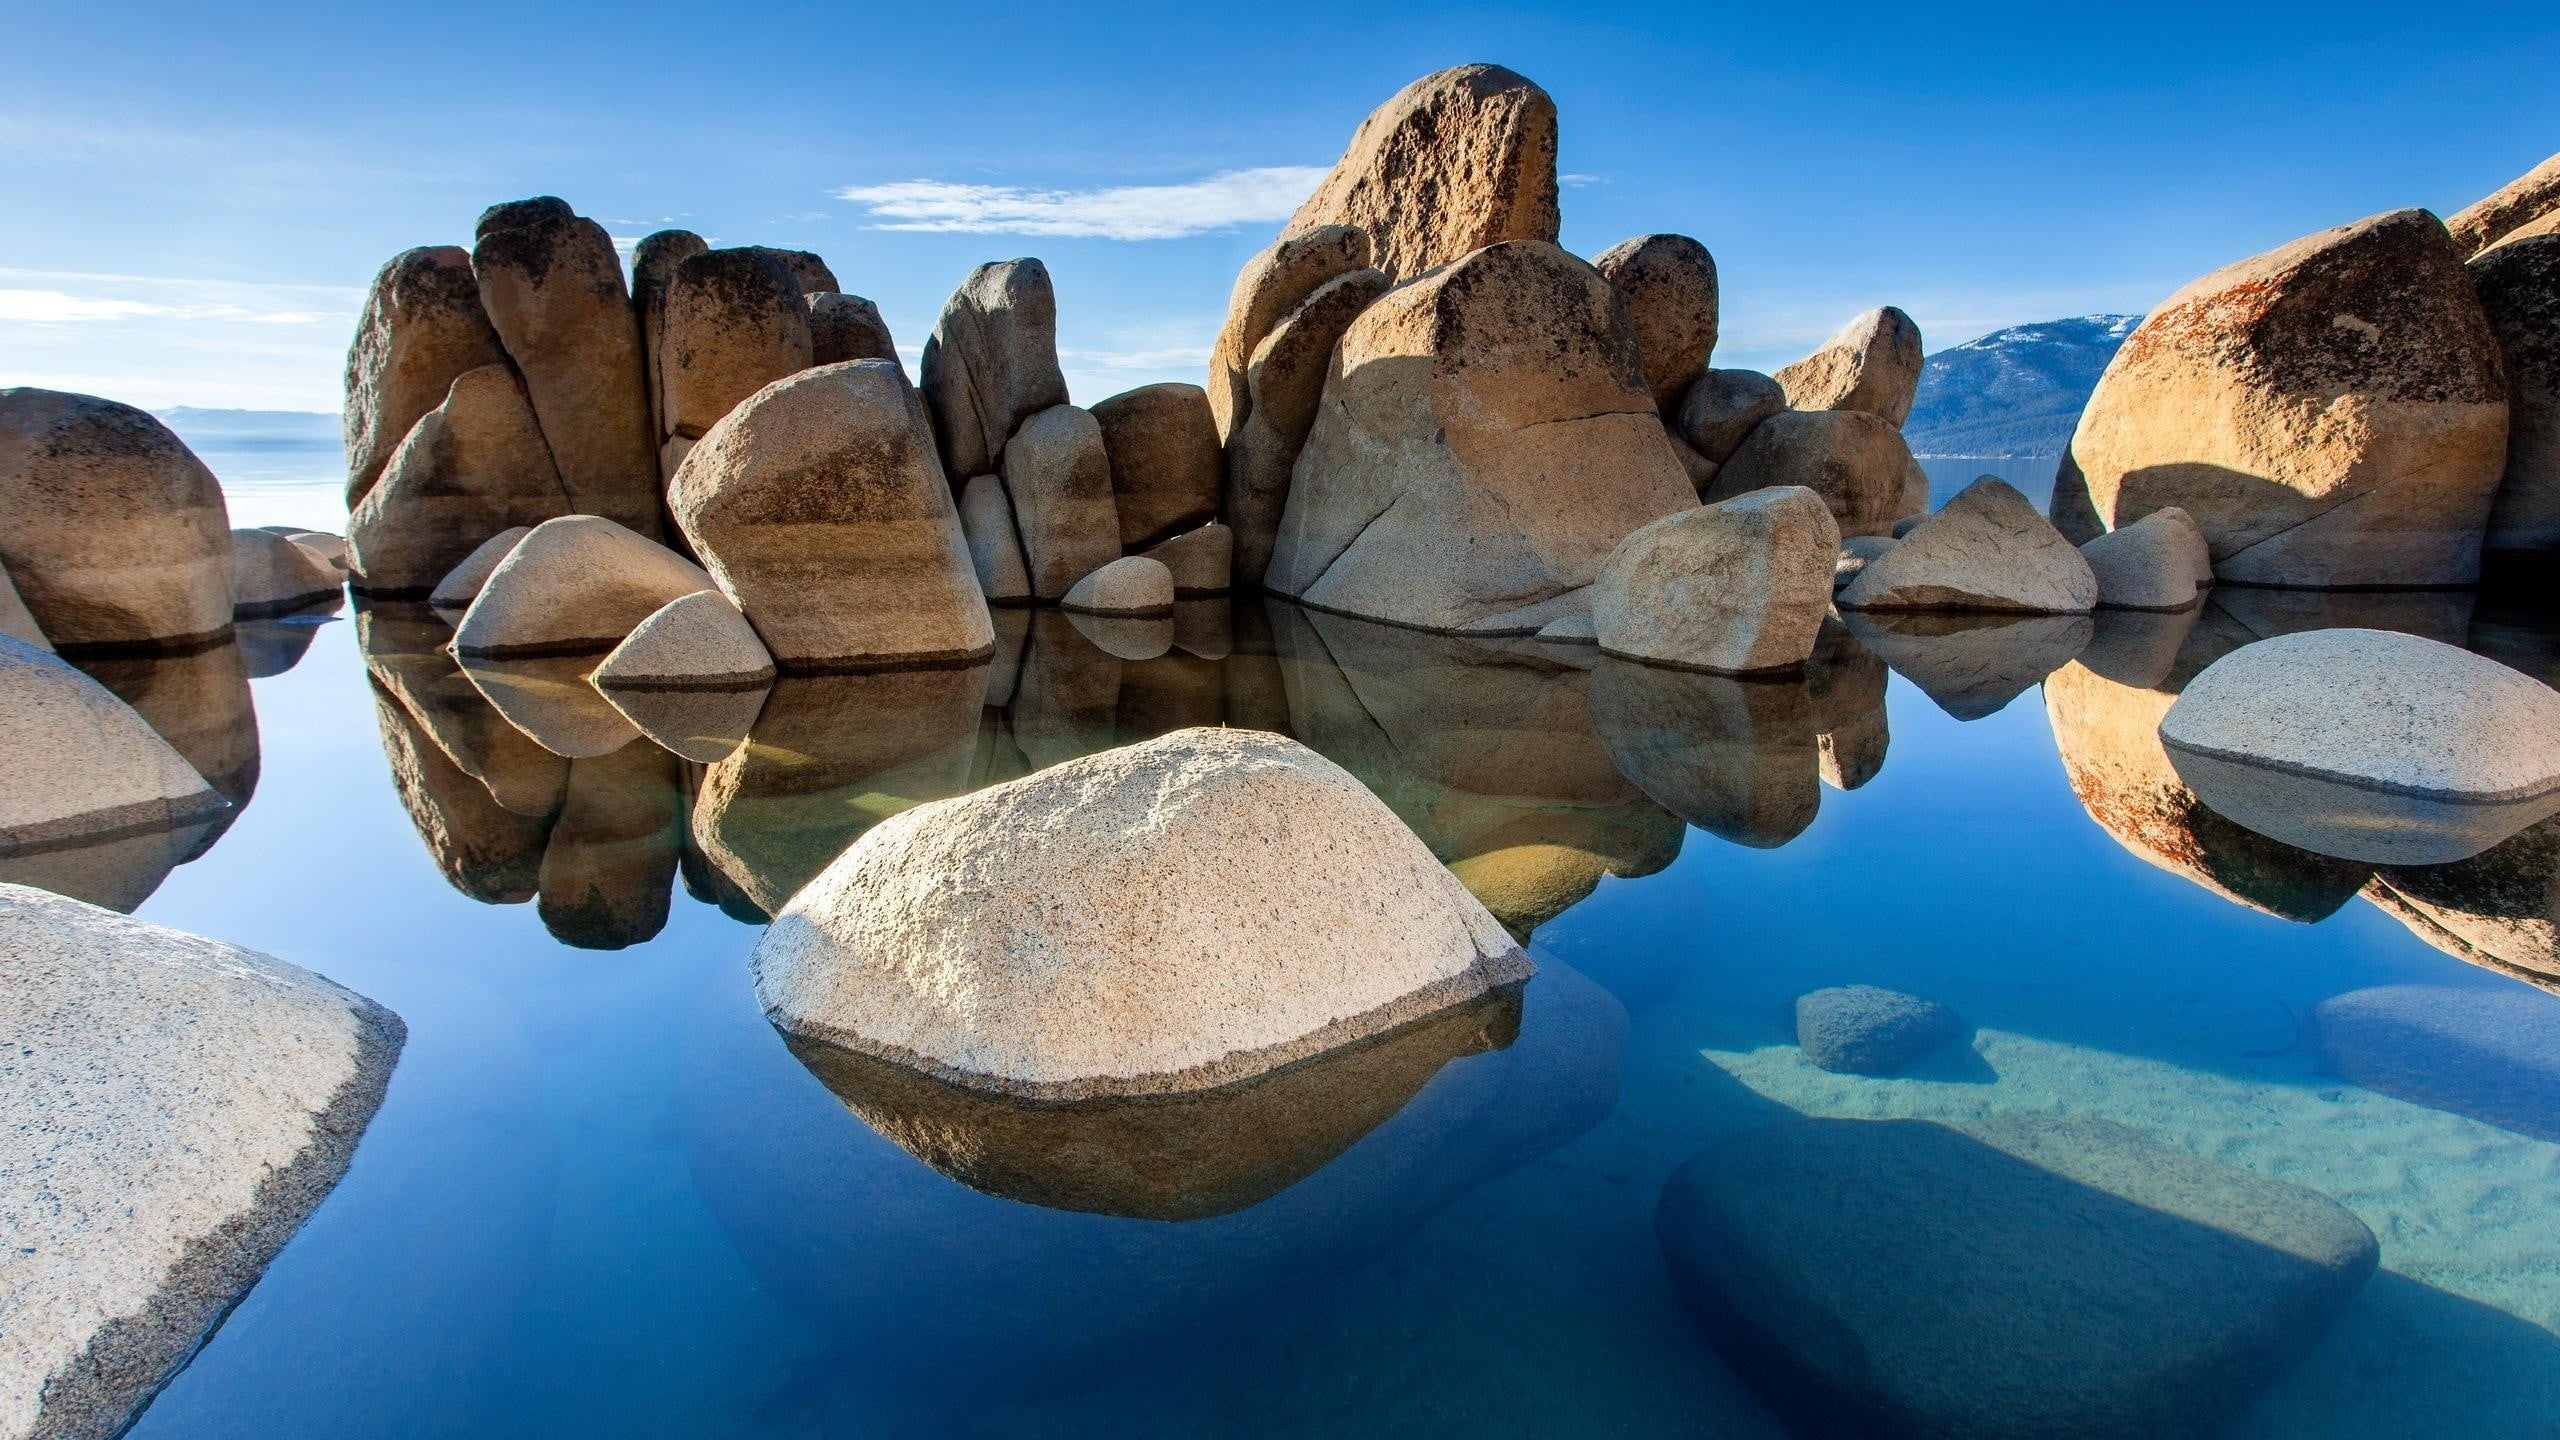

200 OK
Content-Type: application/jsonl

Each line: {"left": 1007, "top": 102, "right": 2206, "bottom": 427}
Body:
{"left": 999, "top": 404, "right": 1123, "bottom": 601}
{"left": 1592, "top": 487, "right": 1838, "bottom": 674}
{"left": 746, "top": 246, "right": 837, "bottom": 298}
{"left": 753, "top": 727, "right": 1532, "bottom": 1097}
{"left": 1707, "top": 407, "right": 1918, "bottom": 539}
{"left": 2065, "top": 209, "right": 2509, "bottom": 586}
{"left": 959, "top": 474, "right": 1032, "bottom": 604}
{"left": 2317, "top": 984, "right": 2560, "bottom": 1142}
{"left": 1834, "top": 534, "right": 1895, "bottom": 589}
{"left": 1675, "top": 367, "right": 1786, "bottom": 464}
{"left": 631, "top": 228, "right": 709, "bottom": 457}
{"left": 1207, "top": 225, "right": 1372, "bottom": 440}
{"left": 1090, "top": 382, "right": 1220, "bottom": 550}
{"left": 474, "top": 196, "right": 572, "bottom": 238}
{"left": 428, "top": 526, "right": 529, "bottom": 614}
{"left": 0, "top": 389, "right": 233, "bottom": 652}
{"left": 2470, "top": 234, "right": 2560, "bottom": 560}
{"left": 2081, "top": 504, "right": 2210, "bottom": 611}
{"left": 262, "top": 526, "right": 349, "bottom": 573}
{"left": 0, "top": 884, "right": 403, "bottom": 1440}
{"left": 229, "top": 527, "right": 341, "bottom": 618}
{"left": 346, "top": 364, "right": 571, "bottom": 596}
{"left": 1656, "top": 1115, "right": 2377, "bottom": 1440}
{"left": 672, "top": 361, "right": 993, "bottom": 669}
{"left": 452, "top": 515, "right": 713, "bottom": 659}
{"left": 2160, "top": 628, "right": 2560, "bottom": 864}
{"left": 1794, "top": 984, "right": 1961, "bottom": 1074}
{"left": 1838, "top": 475, "right": 2097, "bottom": 613}
{"left": 471, "top": 209, "right": 659, "bottom": 538}
{"left": 1137, "top": 521, "right": 1232, "bottom": 595}
{"left": 806, "top": 292, "right": 898, "bottom": 367}
{"left": 0, "top": 635, "right": 228, "bottom": 876}
{"left": 919, "top": 259, "right": 1069, "bottom": 483}
{"left": 592, "top": 588, "right": 776, "bottom": 693}
{"left": 342, "top": 245, "right": 509, "bottom": 507}
{"left": 1850, "top": 611, "right": 2091, "bottom": 721}
{"left": 2448, "top": 151, "right": 2560, "bottom": 258}
{"left": 1228, "top": 267, "right": 1394, "bottom": 584}
{"left": 0, "top": 566, "right": 47, "bottom": 650}
{"left": 1286, "top": 64, "right": 1559, "bottom": 283}
{"left": 1594, "top": 234, "right": 1719, "bottom": 414}
{"left": 1060, "top": 556, "right": 1174, "bottom": 617}
{"left": 659, "top": 247, "right": 815, "bottom": 442}
{"left": 1773, "top": 306, "right": 1923, "bottom": 426}
{"left": 1267, "top": 242, "right": 1696, "bottom": 634}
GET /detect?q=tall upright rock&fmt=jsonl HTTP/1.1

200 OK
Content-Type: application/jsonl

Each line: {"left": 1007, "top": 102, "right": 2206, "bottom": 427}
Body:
{"left": 631, "top": 228, "right": 710, "bottom": 463}
{"left": 1593, "top": 234, "right": 1720, "bottom": 414}
{"left": 2064, "top": 209, "right": 2509, "bottom": 587}
{"left": 1286, "top": 64, "right": 1560, "bottom": 283}
{"left": 918, "top": 259, "right": 1068, "bottom": 485}
{"left": 347, "top": 365, "right": 573, "bottom": 595}
{"left": 471, "top": 205, "right": 660, "bottom": 539}
{"left": 0, "top": 390, "right": 234, "bottom": 653}
{"left": 658, "top": 247, "right": 815, "bottom": 445}
{"left": 1267, "top": 242, "right": 1695, "bottom": 634}
{"left": 342, "top": 245, "right": 508, "bottom": 508}
{"left": 1207, "top": 226, "right": 1373, "bottom": 441}
{"left": 2470, "top": 234, "right": 2560, "bottom": 564}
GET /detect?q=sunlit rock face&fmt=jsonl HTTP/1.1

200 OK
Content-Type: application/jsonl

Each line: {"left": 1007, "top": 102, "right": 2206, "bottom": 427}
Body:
{"left": 1772, "top": 305, "right": 1924, "bottom": 426}
{"left": 2065, "top": 209, "right": 2508, "bottom": 587}
{"left": 343, "top": 244, "right": 509, "bottom": 508}
{"left": 346, "top": 364, "right": 569, "bottom": 597}
{"left": 452, "top": 515, "right": 713, "bottom": 661}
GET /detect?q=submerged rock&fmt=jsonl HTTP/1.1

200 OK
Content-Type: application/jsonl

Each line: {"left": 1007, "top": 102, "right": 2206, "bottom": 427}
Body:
{"left": 1837, "top": 476, "right": 2096, "bottom": 614}
{"left": 1592, "top": 486, "right": 1839, "bottom": 675}
{"left": 452, "top": 515, "right": 713, "bottom": 659}
{"left": 341, "top": 245, "right": 508, "bottom": 507}
{"left": 1773, "top": 306, "right": 1924, "bottom": 426}
{"left": 347, "top": 364, "right": 571, "bottom": 597}
{"left": 753, "top": 727, "right": 1532, "bottom": 1098}
{"left": 229, "top": 527, "right": 342, "bottom": 619}
{"left": 1655, "top": 1114, "right": 2377, "bottom": 1440}
{"left": 1285, "top": 64, "right": 1559, "bottom": 282}
{"left": 919, "top": 259, "right": 1069, "bottom": 483}
{"left": 1090, "top": 382, "right": 1220, "bottom": 552}
{"left": 1707, "top": 407, "right": 1915, "bottom": 539}
{"left": 0, "top": 883, "right": 403, "bottom": 1440}
{"left": 1594, "top": 233, "right": 1719, "bottom": 413}
{"left": 1060, "top": 556, "right": 1174, "bottom": 618}
{"left": 2160, "top": 628, "right": 2560, "bottom": 864}
{"left": 1267, "top": 241, "right": 1695, "bottom": 634}
{"left": 2065, "top": 208, "right": 2509, "bottom": 586}
{"left": 2316, "top": 983, "right": 2560, "bottom": 1142}
{"left": 0, "top": 389, "right": 234, "bottom": 653}
{"left": 2081, "top": 505, "right": 2211, "bottom": 611}
{"left": 1794, "top": 984, "right": 1961, "bottom": 1074}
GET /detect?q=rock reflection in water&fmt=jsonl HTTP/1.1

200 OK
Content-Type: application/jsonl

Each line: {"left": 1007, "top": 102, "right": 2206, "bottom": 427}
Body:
{"left": 368, "top": 677, "right": 551, "bottom": 903}
{"left": 536, "top": 740, "right": 682, "bottom": 948}
{"left": 1806, "top": 619, "right": 1889, "bottom": 790}
{"left": 74, "top": 636, "right": 260, "bottom": 854}
{"left": 595, "top": 681, "right": 768, "bottom": 764}
{"left": 785, "top": 983, "right": 1525, "bottom": 1221}
{"left": 1843, "top": 610, "right": 2091, "bottom": 720}
{"left": 358, "top": 602, "right": 568, "bottom": 818}
{"left": 2363, "top": 815, "right": 2560, "bottom": 995}
{"left": 1586, "top": 656, "right": 1820, "bottom": 848}
{"left": 234, "top": 616, "right": 333, "bottom": 677}
{"left": 0, "top": 820, "right": 225, "bottom": 914}
{"left": 458, "top": 652, "right": 641, "bottom": 758}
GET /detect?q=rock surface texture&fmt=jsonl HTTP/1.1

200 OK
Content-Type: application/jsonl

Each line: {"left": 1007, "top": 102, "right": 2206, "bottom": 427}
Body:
{"left": 1060, "top": 556, "right": 1175, "bottom": 617}
{"left": 806, "top": 292, "right": 899, "bottom": 368}
{"left": 342, "top": 245, "right": 508, "bottom": 507}
{"left": 0, "top": 635, "right": 229, "bottom": 864}
{"left": 752, "top": 727, "right": 1532, "bottom": 1098}
{"left": 428, "top": 526, "right": 529, "bottom": 613}
{"left": 1207, "top": 225, "right": 1373, "bottom": 441}
{"left": 631, "top": 228, "right": 710, "bottom": 456}
{"left": 0, "top": 389, "right": 235, "bottom": 653}
{"left": 1000, "top": 405, "right": 1125, "bottom": 602}
{"left": 1706, "top": 408, "right": 1916, "bottom": 539}
{"left": 2160, "top": 628, "right": 2560, "bottom": 864}
{"left": 1592, "top": 488, "right": 1838, "bottom": 674}
{"left": 1655, "top": 1114, "right": 2377, "bottom": 1440}
{"left": 1838, "top": 476, "right": 2097, "bottom": 613}
{"left": 1267, "top": 241, "right": 1696, "bottom": 634}
{"left": 2063, "top": 209, "right": 2510, "bottom": 586}
{"left": 2469, "top": 234, "right": 2560, "bottom": 559}
{"left": 919, "top": 259, "right": 1069, "bottom": 484}
{"left": 2081, "top": 505, "right": 2211, "bottom": 611}
{"left": 1285, "top": 64, "right": 1560, "bottom": 283}
{"left": 229, "top": 528, "right": 341, "bottom": 618}
{"left": 1090, "top": 383, "right": 1221, "bottom": 551}
{"left": 2448, "top": 151, "right": 2560, "bottom": 258}
{"left": 0, "top": 883, "right": 404, "bottom": 1440}
{"left": 347, "top": 364, "right": 570, "bottom": 595}
{"left": 1773, "top": 306, "right": 1925, "bottom": 426}
{"left": 452, "top": 515, "right": 713, "bottom": 659}
{"left": 671, "top": 361, "right": 993, "bottom": 670}
{"left": 1676, "top": 368, "right": 1786, "bottom": 464}
{"left": 659, "top": 248, "right": 815, "bottom": 444}
{"left": 1593, "top": 234, "right": 1719, "bottom": 413}
{"left": 592, "top": 589, "right": 776, "bottom": 692}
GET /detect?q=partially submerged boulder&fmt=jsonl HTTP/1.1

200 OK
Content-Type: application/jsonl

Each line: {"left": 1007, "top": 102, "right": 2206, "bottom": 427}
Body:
{"left": 341, "top": 245, "right": 508, "bottom": 507}
{"left": 919, "top": 259, "right": 1069, "bottom": 483}
{"left": 1090, "top": 383, "right": 1220, "bottom": 551}
{"left": 229, "top": 527, "right": 341, "bottom": 618}
{"left": 1656, "top": 1115, "right": 2377, "bottom": 1440}
{"left": 659, "top": 247, "right": 815, "bottom": 443}
{"left": 346, "top": 364, "right": 570, "bottom": 596}
{"left": 2317, "top": 983, "right": 2560, "bottom": 1141}
{"left": 0, "top": 389, "right": 234, "bottom": 652}
{"left": 1837, "top": 476, "right": 2097, "bottom": 613}
{"left": 672, "top": 361, "right": 993, "bottom": 669}
{"left": 591, "top": 589, "right": 776, "bottom": 692}
{"left": 452, "top": 515, "right": 712, "bottom": 659}
{"left": 1593, "top": 234, "right": 1719, "bottom": 413}
{"left": 0, "top": 884, "right": 403, "bottom": 1440}
{"left": 2469, "top": 234, "right": 2560, "bottom": 561}
{"left": 1137, "top": 522, "right": 1233, "bottom": 596}
{"left": 2448, "top": 151, "right": 2560, "bottom": 258}
{"left": 2065, "top": 209, "right": 2509, "bottom": 586}
{"left": 753, "top": 727, "right": 1532, "bottom": 1098}
{"left": 1707, "top": 407, "right": 1915, "bottom": 539}
{"left": 0, "top": 635, "right": 229, "bottom": 887}
{"left": 1267, "top": 241, "right": 1696, "bottom": 634}
{"left": 1773, "top": 306, "right": 1924, "bottom": 425}
{"left": 428, "top": 526, "right": 530, "bottom": 614}
{"left": 1675, "top": 367, "right": 1786, "bottom": 464}
{"left": 1592, "top": 487, "right": 1838, "bottom": 674}
{"left": 999, "top": 405, "right": 1123, "bottom": 601}
{"left": 471, "top": 208, "right": 659, "bottom": 538}
{"left": 2160, "top": 628, "right": 2560, "bottom": 864}
{"left": 1060, "top": 556, "right": 1174, "bottom": 618}
{"left": 1286, "top": 64, "right": 1559, "bottom": 282}
{"left": 806, "top": 292, "right": 899, "bottom": 367}
{"left": 1794, "top": 984, "right": 1961, "bottom": 1075}
{"left": 2081, "top": 505, "right": 2210, "bottom": 611}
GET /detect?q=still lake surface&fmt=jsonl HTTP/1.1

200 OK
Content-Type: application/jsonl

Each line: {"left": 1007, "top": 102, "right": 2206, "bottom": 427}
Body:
{"left": 53, "top": 455, "right": 2560, "bottom": 1436}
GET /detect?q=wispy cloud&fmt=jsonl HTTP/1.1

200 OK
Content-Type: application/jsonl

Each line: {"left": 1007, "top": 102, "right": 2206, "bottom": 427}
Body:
{"left": 1559, "top": 173, "right": 1607, "bottom": 188}
{"left": 0, "top": 288, "right": 334, "bottom": 325}
{"left": 833, "top": 166, "right": 1327, "bottom": 240}
{"left": 0, "top": 269, "right": 363, "bottom": 410}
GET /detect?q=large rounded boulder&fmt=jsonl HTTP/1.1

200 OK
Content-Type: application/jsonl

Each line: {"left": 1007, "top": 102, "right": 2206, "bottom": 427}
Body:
{"left": 918, "top": 259, "right": 1069, "bottom": 484}
{"left": 1773, "top": 306, "right": 1924, "bottom": 426}
{"left": 752, "top": 727, "right": 1533, "bottom": 1099}
{"left": 341, "top": 245, "right": 508, "bottom": 507}
{"left": 1284, "top": 64, "right": 1559, "bottom": 283}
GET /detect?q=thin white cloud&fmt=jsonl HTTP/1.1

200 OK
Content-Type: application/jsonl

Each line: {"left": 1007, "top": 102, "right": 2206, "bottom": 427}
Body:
{"left": 834, "top": 166, "right": 1327, "bottom": 240}
{"left": 1059, "top": 344, "right": 1215, "bottom": 371}
{"left": 0, "top": 287, "right": 337, "bottom": 325}
{"left": 0, "top": 270, "right": 362, "bottom": 410}
{"left": 1559, "top": 173, "right": 1607, "bottom": 188}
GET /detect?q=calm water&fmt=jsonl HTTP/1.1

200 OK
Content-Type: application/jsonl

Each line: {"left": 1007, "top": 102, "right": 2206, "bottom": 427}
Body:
{"left": 35, "top": 564, "right": 2558, "bottom": 1438}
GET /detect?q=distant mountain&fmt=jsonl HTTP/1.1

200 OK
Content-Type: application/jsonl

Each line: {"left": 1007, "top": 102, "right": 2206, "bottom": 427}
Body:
{"left": 156, "top": 407, "right": 340, "bottom": 448}
{"left": 1902, "top": 315, "right": 2139, "bottom": 458}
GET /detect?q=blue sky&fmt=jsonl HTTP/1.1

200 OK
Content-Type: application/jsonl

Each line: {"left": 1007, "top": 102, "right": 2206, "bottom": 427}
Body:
{"left": 3, "top": 0, "right": 2555, "bottom": 413}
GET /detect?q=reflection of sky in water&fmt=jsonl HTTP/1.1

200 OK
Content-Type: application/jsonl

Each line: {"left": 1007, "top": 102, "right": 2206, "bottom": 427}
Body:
{"left": 81, "top": 591, "right": 2560, "bottom": 1438}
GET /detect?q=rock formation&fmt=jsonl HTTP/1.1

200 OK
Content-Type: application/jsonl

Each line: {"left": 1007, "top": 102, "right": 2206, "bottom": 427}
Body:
{"left": 1794, "top": 984, "right": 1962, "bottom": 1075}
{"left": 959, "top": 474, "right": 1033, "bottom": 604}
{"left": 919, "top": 259, "right": 1069, "bottom": 484}
{"left": 1091, "top": 382, "right": 1220, "bottom": 551}
{"left": 1592, "top": 487, "right": 1838, "bottom": 674}
{"left": 630, "top": 228, "right": 709, "bottom": 456}
{"left": 1593, "top": 234, "right": 1719, "bottom": 414}
{"left": 806, "top": 292, "right": 899, "bottom": 367}
{"left": 1060, "top": 556, "right": 1174, "bottom": 617}
{"left": 2448, "top": 151, "right": 2560, "bottom": 258}
{"left": 659, "top": 247, "right": 815, "bottom": 446}
{"left": 1675, "top": 367, "right": 1786, "bottom": 465}
{"left": 1836, "top": 476, "right": 2097, "bottom": 613}
{"left": 429, "top": 526, "right": 530, "bottom": 614}
{"left": 2081, "top": 505, "right": 2211, "bottom": 611}
{"left": 1706, "top": 407, "right": 1917, "bottom": 538}
{"left": 1286, "top": 64, "right": 1559, "bottom": 282}
{"left": 1773, "top": 306, "right": 1924, "bottom": 425}
{"left": 342, "top": 245, "right": 508, "bottom": 508}
{"left": 228, "top": 527, "right": 342, "bottom": 619}
{"left": 591, "top": 589, "right": 777, "bottom": 692}
{"left": 1137, "top": 522, "right": 1232, "bottom": 596}
{"left": 452, "top": 515, "right": 713, "bottom": 659}
{"left": 1227, "top": 265, "right": 1394, "bottom": 585}
{"left": 998, "top": 404, "right": 1123, "bottom": 601}
{"left": 347, "top": 365, "right": 571, "bottom": 596}
{"left": 2469, "top": 233, "right": 2560, "bottom": 562}
{"left": 0, "top": 566, "right": 47, "bottom": 651}
{"left": 1207, "top": 225, "right": 1372, "bottom": 439}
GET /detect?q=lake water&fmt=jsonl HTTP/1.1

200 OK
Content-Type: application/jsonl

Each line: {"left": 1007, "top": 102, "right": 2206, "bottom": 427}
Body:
{"left": 44, "top": 563, "right": 2560, "bottom": 1437}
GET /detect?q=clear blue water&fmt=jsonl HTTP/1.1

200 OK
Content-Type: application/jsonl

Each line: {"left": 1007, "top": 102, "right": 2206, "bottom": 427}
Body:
{"left": 44, "top": 572, "right": 2560, "bottom": 1437}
